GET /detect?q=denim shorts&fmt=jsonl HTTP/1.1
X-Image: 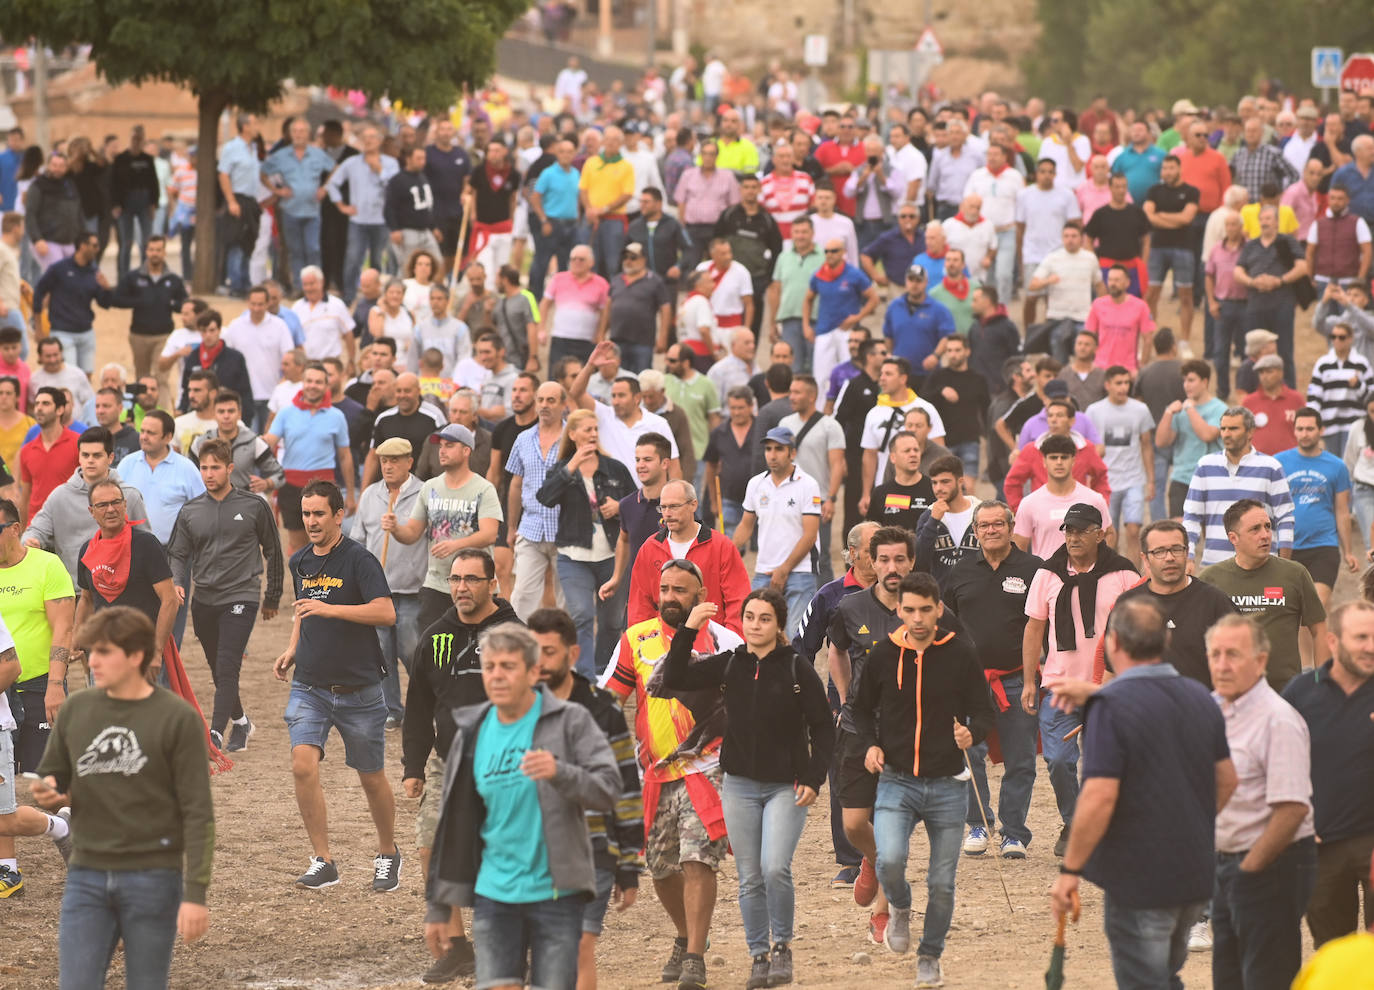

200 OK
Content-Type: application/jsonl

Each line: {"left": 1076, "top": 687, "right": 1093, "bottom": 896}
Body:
{"left": 1147, "top": 246, "right": 1195, "bottom": 288}
{"left": 472, "top": 893, "right": 585, "bottom": 990}
{"left": 0, "top": 730, "right": 15, "bottom": 815}
{"left": 581, "top": 864, "right": 617, "bottom": 935}
{"left": 1110, "top": 485, "right": 1146, "bottom": 527}
{"left": 283, "top": 682, "right": 387, "bottom": 773}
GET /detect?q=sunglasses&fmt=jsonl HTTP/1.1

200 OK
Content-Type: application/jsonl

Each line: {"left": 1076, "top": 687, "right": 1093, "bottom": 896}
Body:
{"left": 1332, "top": 333, "right": 1351, "bottom": 341}
{"left": 824, "top": 248, "right": 844, "bottom": 254}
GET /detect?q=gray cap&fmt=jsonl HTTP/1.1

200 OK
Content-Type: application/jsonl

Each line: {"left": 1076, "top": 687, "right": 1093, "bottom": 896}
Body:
{"left": 430, "top": 423, "right": 475, "bottom": 448}
{"left": 1253, "top": 354, "right": 1284, "bottom": 371}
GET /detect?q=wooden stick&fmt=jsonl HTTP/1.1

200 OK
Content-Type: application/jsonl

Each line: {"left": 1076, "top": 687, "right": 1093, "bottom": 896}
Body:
{"left": 446, "top": 195, "right": 474, "bottom": 296}
{"left": 713, "top": 474, "right": 725, "bottom": 534}
{"left": 379, "top": 487, "right": 399, "bottom": 567}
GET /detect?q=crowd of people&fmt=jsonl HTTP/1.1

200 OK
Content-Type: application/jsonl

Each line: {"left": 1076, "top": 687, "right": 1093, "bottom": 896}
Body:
{"left": 0, "top": 65, "right": 1371, "bottom": 990}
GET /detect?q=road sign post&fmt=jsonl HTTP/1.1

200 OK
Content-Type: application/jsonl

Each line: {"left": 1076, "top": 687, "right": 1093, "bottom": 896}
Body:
{"left": 1312, "top": 46, "right": 1343, "bottom": 89}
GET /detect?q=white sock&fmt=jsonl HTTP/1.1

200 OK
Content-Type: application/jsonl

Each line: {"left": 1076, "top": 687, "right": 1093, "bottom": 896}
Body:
{"left": 233, "top": 716, "right": 249, "bottom": 725}
{"left": 0, "top": 858, "right": 16, "bottom": 871}
{"left": 46, "top": 814, "right": 69, "bottom": 840}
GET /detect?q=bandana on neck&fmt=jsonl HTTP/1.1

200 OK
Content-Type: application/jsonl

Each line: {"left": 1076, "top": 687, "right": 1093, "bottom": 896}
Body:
{"left": 926, "top": 248, "right": 946, "bottom": 260}
{"left": 80, "top": 521, "right": 138, "bottom": 603}
{"left": 986, "top": 163, "right": 1011, "bottom": 178}
{"left": 199, "top": 341, "right": 223, "bottom": 368}
{"left": 293, "top": 390, "right": 333, "bottom": 411}
{"left": 601, "top": 152, "right": 623, "bottom": 164}
{"left": 815, "top": 261, "right": 847, "bottom": 282}
{"left": 941, "top": 276, "right": 970, "bottom": 300}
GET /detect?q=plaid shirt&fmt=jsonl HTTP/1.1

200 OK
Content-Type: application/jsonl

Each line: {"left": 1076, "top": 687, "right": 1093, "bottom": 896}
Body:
{"left": 1230, "top": 143, "right": 1300, "bottom": 199}
{"left": 505, "top": 423, "right": 561, "bottom": 542}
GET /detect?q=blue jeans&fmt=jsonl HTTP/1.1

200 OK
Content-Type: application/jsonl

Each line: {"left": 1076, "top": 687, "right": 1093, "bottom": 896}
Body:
{"left": 1212, "top": 839, "right": 1317, "bottom": 990}
{"left": 965, "top": 674, "right": 1038, "bottom": 845}
{"left": 1149, "top": 447, "right": 1172, "bottom": 523}
{"left": 60, "top": 866, "right": 182, "bottom": 990}
{"left": 548, "top": 336, "right": 593, "bottom": 370}
{"left": 721, "top": 774, "right": 810, "bottom": 956}
{"left": 722, "top": 498, "right": 744, "bottom": 532}
{"left": 1038, "top": 688, "right": 1082, "bottom": 827}
{"left": 1212, "top": 298, "right": 1247, "bottom": 399}
{"left": 556, "top": 555, "right": 617, "bottom": 680}
{"left": 50, "top": 329, "right": 97, "bottom": 375}
{"left": 751, "top": 570, "right": 817, "bottom": 641}
{"left": 1354, "top": 482, "right": 1374, "bottom": 553}
{"left": 1104, "top": 894, "right": 1205, "bottom": 990}
{"left": 1048, "top": 318, "right": 1085, "bottom": 364}
{"left": 584, "top": 217, "right": 626, "bottom": 279}
{"left": 873, "top": 771, "right": 966, "bottom": 958}
{"left": 949, "top": 441, "right": 980, "bottom": 482}
{"left": 1323, "top": 430, "right": 1349, "bottom": 458}
{"left": 343, "top": 223, "right": 390, "bottom": 304}
{"left": 280, "top": 213, "right": 322, "bottom": 291}
{"left": 283, "top": 681, "right": 388, "bottom": 773}
{"left": 1246, "top": 293, "right": 1297, "bottom": 388}
{"left": 992, "top": 227, "right": 1017, "bottom": 307}
{"left": 778, "top": 317, "right": 810, "bottom": 373}
{"left": 530, "top": 217, "right": 577, "bottom": 302}
{"left": 616, "top": 341, "right": 656, "bottom": 374}
{"left": 472, "top": 893, "right": 584, "bottom": 990}
{"left": 378, "top": 593, "right": 422, "bottom": 721}
{"left": 115, "top": 205, "right": 155, "bottom": 281}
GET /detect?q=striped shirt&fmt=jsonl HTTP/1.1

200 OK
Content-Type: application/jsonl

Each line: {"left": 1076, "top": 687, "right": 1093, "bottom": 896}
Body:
{"left": 760, "top": 170, "right": 815, "bottom": 240}
{"left": 1306, "top": 349, "right": 1374, "bottom": 437}
{"left": 1183, "top": 448, "right": 1295, "bottom": 566}
{"left": 504, "top": 423, "right": 561, "bottom": 542}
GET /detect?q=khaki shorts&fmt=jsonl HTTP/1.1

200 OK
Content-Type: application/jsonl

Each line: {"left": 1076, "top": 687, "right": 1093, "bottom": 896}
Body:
{"left": 646, "top": 770, "right": 729, "bottom": 880}
{"left": 415, "top": 754, "right": 446, "bottom": 850}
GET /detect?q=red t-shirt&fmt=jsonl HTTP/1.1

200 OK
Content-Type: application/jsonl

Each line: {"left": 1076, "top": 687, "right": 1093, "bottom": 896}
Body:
{"left": 1241, "top": 387, "right": 1305, "bottom": 455}
{"left": 813, "top": 140, "right": 867, "bottom": 218}
{"left": 20, "top": 428, "right": 79, "bottom": 520}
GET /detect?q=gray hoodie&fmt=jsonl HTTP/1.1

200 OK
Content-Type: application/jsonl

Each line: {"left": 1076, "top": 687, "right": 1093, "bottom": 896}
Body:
{"left": 23, "top": 468, "right": 152, "bottom": 579}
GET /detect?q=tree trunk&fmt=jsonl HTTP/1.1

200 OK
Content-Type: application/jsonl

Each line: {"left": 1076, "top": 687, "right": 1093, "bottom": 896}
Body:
{"left": 193, "top": 92, "right": 229, "bottom": 296}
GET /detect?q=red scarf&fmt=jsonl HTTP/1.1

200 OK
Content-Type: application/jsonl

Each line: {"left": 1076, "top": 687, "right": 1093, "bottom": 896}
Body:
{"left": 484, "top": 163, "right": 511, "bottom": 190}
{"left": 952, "top": 212, "right": 977, "bottom": 226}
{"left": 941, "top": 276, "right": 970, "bottom": 300}
{"left": 986, "top": 163, "right": 1011, "bottom": 178}
{"left": 925, "top": 247, "right": 946, "bottom": 260}
{"left": 198, "top": 341, "right": 223, "bottom": 369}
{"left": 293, "top": 389, "right": 333, "bottom": 411}
{"left": 815, "top": 261, "right": 847, "bottom": 282}
{"left": 707, "top": 262, "right": 730, "bottom": 290}
{"left": 1091, "top": 141, "right": 1115, "bottom": 157}
{"left": 80, "top": 522, "right": 136, "bottom": 602}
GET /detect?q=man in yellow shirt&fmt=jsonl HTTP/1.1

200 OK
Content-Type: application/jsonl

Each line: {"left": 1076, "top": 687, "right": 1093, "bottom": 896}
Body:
{"left": 1239, "top": 182, "right": 1299, "bottom": 239}
{"left": 579, "top": 126, "right": 635, "bottom": 279}
{"left": 714, "top": 107, "right": 760, "bottom": 178}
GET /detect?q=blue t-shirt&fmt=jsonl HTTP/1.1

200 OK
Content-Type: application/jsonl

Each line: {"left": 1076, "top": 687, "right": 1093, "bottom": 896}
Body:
{"left": 1275, "top": 447, "right": 1350, "bottom": 551}
{"left": 268, "top": 404, "right": 350, "bottom": 472}
{"left": 0, "top": 147, "right": 20, "bottom": 212}
{"left": 861, "top": 226, "right": 925, "bottom": 284}
{"left": 473, "top": 692, "right": 557, "bottom": 903}
{"left": 882, "top": 295, "right": 956, "bottom": 367}
{"left": 533, "top": 165, "right": 582, "bottom": 221}
{"left": 276, "top": 306, "right": 306, "bottom": 347}
{"left": 289, "top": 536, "right": 392, "bottom": 687}
{"left": 1112, "top": 145, "right": 1167, "bottom": 204}
{"left": 1168, "top": 397, "right": 1226, "bottom": 484}
{"left": 808, "top": 264, "right": 872, "bottom": 334}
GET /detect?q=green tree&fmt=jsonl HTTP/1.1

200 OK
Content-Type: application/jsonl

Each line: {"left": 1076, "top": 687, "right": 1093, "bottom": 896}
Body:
{"left": 0, "top": 0, "right": 527, "bottom": 292}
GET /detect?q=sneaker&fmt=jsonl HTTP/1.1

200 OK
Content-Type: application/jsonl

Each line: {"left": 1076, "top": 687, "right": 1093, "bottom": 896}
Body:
{"left": 854, "top": 856, "right": 879, "bottom": 907}
{"left": 999, "top": 836, "right": 1027, "bottom": 860}
{"left": 385, "top": 715, "right": 401, "bottom": 731}
{"left": 296, "top": 856, "right": 340, "bottom": 889}
{"left": 209, "top": 729, "right": 224, "bottom": 751}
{"left": 676, "top": 953, "right": 707, "bottom": 990}
{"left": 372, "top": 846, "right": 402, "bottom": 892}
{"left": 0, "top": 865, "right": 21, "bottom": 898}
{"left": 868, "top": 911, "right": 889, "bottom": 946}
{"left": 832, "top": 865, "right": 860, "bottom": 888}
{"left": 768, "top": 942, "right": 793, "bottom": 986}
{"left": 1188, "top": 920, "right": 1212, "bottom": 952}
{"left": 962, "top": 825, "right": 989, "bottom": 856}
{"left": 661, "top": 937, "right": 687, "bottom": 982}
{"left": 52, "top": 808, "right": 73, "bottom": 864}
{"left": 1054, "top": 825, "right": 1071, "bottom": 858}
{"left": 421, "top": 936, "right": 476, "bottom": 983}
{"left": 886, "top": 906, "right": 912, "bottom": 953}
{"left": 226, "top": 718, "right": 255, "bottom": 753}
{"left": 747, "top": 954, "right": 771, "bottom": 989}
{"left": 916, "top": 954, "right": 944, "bottom": 988}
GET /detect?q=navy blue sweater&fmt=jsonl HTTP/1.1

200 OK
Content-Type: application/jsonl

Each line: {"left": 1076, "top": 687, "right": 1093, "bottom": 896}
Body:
{"left": 34, "top": 258, "right": 112, "bottom": 333}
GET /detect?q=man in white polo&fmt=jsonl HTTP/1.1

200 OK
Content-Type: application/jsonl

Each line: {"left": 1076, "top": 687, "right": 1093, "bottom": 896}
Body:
{"left": 569, "top": 340, "right": 680, "bottom": 483}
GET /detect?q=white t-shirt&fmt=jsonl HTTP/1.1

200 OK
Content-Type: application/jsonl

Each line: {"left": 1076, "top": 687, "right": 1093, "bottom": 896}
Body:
{"left": 964, "top": 166, "right": 1025, "bottom": 229}
{"left": 592, "top": 402, "right": 679, "bottom": 486}
{"left": 1015, "top": 185, "right": 1082, "bottom": 265}
{"left": 942, "top": 215, "right": 999, "bottom": 281}
{"left": 696, "top": 260, "right": 753, "bottom": 321}
{"left": 160, "top": 327, "right": 201, "bottom": 358}
{"left": 1038, "top": 133, "right": 1092, "bottom": 190}
{"left": 668, "top": 535, "right": 694, "bottom": 559}
{"left": 943, "top": 503, "right": 976, "bottom": 548}
{"left": 677, "top": 294, "right": 716, "bottom": 353}
{"left": 268, "top": 379, "right": 302, "bottom": 414}
{"left": 889, "top": 143, "right": 928, "bottom": 197}
{"left": 1034, "top": 248, "right": 1102, "bottom": 321}
{"left": 742, "top": 467, "right": 822, "bottom": 574}
{"left": 1086, "top": 396, "right": 1156, "bottom": 489}
{"left": 454, "top": 357, "right": 490, "bottom": 390}
{"left": 860, "top": 395, "right": 946, "bottom": 482}
{"left": 222, "top": 312, "right": 295, "bottom": 403}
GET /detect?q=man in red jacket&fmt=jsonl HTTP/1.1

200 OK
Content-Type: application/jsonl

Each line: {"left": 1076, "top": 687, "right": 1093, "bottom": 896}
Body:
{"left": 1003, "top": 398, "right": 1111, "bottom": 511}
{"left": 625, "top": 479, "right": 750, "bottom": 635}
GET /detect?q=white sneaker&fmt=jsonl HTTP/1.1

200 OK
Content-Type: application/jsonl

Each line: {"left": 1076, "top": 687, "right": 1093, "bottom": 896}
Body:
{"left": 1188, "top": 920, "right": 1212, "bottom": 951}
{"left": 962, "top": 825, "right": 989, "bottom": 856}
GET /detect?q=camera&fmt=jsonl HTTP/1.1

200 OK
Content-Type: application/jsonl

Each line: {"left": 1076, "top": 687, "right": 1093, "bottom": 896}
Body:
{"left": 867, "top": 155, "right": 880, "bottom": 167}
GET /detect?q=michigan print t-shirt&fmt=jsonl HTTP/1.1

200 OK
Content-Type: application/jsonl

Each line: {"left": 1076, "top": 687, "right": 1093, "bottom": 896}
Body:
{"left": 410, "top": 472, "right": 504, "bottom": 593}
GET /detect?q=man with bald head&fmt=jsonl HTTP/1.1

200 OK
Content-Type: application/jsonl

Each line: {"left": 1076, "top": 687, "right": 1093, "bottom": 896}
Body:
{"left": 804, "top": 236, "right": 878, "bottom": 398}
{"left": 943, "top": 193, "right": 998, "bottom": 284}
{"left": 580, "top": 124, "right": 635, "bottom": 278}
{"left": 363, "top": 371, "right": 446, "bottom": 487}
{"left": 506, "top": 379, "right": 570, "bottom": 619}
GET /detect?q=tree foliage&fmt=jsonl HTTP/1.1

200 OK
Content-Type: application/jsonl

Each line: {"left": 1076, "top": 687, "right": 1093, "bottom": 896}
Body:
{"left": 1024, "top": 0, "right": 1374, "bottom": 109}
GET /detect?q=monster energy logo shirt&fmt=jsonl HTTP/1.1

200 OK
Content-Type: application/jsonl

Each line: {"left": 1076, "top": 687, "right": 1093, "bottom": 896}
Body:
{"left": 289, "top": 536, "right": 393, "bottom": 687}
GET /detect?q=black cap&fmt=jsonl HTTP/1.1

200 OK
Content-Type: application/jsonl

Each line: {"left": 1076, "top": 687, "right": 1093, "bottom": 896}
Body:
{"left": 1059, "top": 503, "right": 1104, "bottom": 531}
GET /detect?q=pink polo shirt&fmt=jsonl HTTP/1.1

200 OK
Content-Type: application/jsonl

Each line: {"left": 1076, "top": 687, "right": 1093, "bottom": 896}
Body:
{"left": 1027, "top": 564, "right": 1140, "bottom": 683}
{"left": 543, "top": 270, "right": 610, "bottom": 342}
{"left": 1086, "top": 294, "right": 1155, "bottom": 373}
{"left": 1281, "top": 180, "right": 1320, "bottom": 241}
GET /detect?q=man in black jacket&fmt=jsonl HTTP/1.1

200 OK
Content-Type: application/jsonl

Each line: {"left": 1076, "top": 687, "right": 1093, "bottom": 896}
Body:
{"left": 714, "top": 175, "right": 783, "bottom": 338}
{"left": 109, "top": 234, "right": 187, "bottom": 381}
{"left": 385, "top": 147, "right": 442, "bottom": 273}
{"left": 833, "top": 338, "right": 888, "bottom": 535}
{"left": 853, "top": 571, "right": 994, "bottom": 988}
{"left": 627, "top": 187, "right": 692, "bottom": 293}
{"left": 110, "top": 125, "right": 162, "bottom": 280}
{"left": 180, "top": 310, "right": 253, "bottom": 414}
{"left": 401, "top": 548, "right": 522, "bottom": 984}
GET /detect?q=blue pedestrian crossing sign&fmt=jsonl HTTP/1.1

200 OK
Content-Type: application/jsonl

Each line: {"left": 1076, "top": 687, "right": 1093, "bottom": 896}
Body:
{"left": 1312, "top": 47, "right": 1343, "bottom": 88}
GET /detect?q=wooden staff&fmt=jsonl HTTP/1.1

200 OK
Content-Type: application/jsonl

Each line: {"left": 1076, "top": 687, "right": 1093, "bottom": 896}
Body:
{"left": 380, "top": 487, "right": 399, "bottom": 567}
{"left": 446, "top": 194, "right": 474, "bottom": 296}
{"left": 713, "top": 474, "right": 724, "bottom": 534}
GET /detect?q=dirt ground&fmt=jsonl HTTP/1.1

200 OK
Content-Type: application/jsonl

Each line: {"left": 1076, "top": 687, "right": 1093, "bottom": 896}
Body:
{"left": 0, "top": 284, "right": 1350, "bottom": 989}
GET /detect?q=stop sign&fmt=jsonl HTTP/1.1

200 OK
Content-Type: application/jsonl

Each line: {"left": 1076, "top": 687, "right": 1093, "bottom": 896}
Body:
{"left": 1341, "top": 53, "right": 1374, "bottom": 94}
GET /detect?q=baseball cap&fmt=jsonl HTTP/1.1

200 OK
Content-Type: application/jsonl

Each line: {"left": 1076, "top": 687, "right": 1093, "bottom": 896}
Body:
{"left": 375, "top": 437, "right": 413, "bottom": 457}
{"left": 1059, "top": 503, "right": 1104, "bottom": 531}
{"left": 761, "top": 426, "right": 797, "bottom": 447}
{"left": 906, "top": 263, "right": 929, "bottom": 280}
{"left": 1254, "top": 354, "right": 1284, "bottom": 371}
{"left": 622, "top": 242, "right": 645, "bottom": 259}
{"left": 1171, "top": 99, "right": 1200, "bottom": 116}
{"left": 430, "top": 423, "right": 475, "bottom": 448}
{"left": 1043, "top": 379, "right": 1070, "bottom": 399}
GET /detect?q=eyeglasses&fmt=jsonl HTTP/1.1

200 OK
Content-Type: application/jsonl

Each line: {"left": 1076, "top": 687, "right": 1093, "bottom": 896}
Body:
{"left": 658, "top": 501, "right": 695, "bottom": 512}
{"left": 1145, "top": 546, "right": 1188, "bottom": 559}
{"left": 1331, "top": 333, "right": 1351, "bottom": 341}
{"left": 447, "top": 573, "right": 491, "bottom": 585}
{"left": 898, "top": 213, "right": 918, "bottom": 219}
{"left": 91, "top": 499, "right": 126, "bottom": 511}
{"left": 974, "top": 519, "right": 1008, "bottom": 531}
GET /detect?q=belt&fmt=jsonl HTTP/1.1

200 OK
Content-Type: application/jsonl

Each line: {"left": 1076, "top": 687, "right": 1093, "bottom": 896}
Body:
{"left": 1216, "top": 849, "right": 1248, "bottom": 861}
{"left": 325, "top": 683, "right": 367, "bottom": 695}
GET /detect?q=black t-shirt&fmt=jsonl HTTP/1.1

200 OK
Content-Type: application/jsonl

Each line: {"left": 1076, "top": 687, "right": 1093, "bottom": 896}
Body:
{"left": 1084, "top": 203, "right": 1152, "bottom": 260}
{"left": 490, "top": 415, "right": 534, "bottom": 489}
{"left": 372, "top": 409, "right": 441, "bottom": 460}
{"left": 110, "top": 424, "right": 141, "bottom": 467}
{"left": 1110, "top": 578, "right": 1237, "bottom": 687}
{"left": 471, "top": 163, "right": 516, "bottom": 224}
{"left": 942, "top": 546, "right": 1044, "bottom": 671}
{"left": 1001, "top": 392, "right": 1044, "bottom": 439}
{"left": 866, "top": 476, "right": 935, "bottom": 531}
{"left": 704, "top": 421, "right": 758, "bottom": 503}
{"left": 618, "top": 489, "right": 663, "bottom": 556}
{"left": 1144, "top": 182, "right": 1201, "bottom": 250}
{"left": 289, "top": 536, "right": 392, "bottom": 687}
{"left": 77, "top": 528, "right": 172, "bottom": 624}
{"left": 925, "top": 367, "right": 991, "bottom": 446}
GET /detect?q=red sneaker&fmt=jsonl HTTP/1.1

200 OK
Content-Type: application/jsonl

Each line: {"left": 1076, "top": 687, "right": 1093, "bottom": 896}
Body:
{"left": 868, "top": 911, "right": 890, "bottom": 946}
{"left": 854, "top": 856, "right": 879, "bottom": 907}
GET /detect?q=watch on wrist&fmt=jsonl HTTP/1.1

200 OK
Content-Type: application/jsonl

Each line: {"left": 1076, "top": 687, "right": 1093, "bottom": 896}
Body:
{"left": 1059, "top": 864, "right": 1082, "bottom": 876}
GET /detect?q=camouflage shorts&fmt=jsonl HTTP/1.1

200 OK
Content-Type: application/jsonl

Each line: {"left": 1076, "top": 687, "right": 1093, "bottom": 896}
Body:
{"left": 415, "top": 754, "right": 446, "bottom": 850}
{"left": 645, "top": 770, "right": 728, "bottom": 880}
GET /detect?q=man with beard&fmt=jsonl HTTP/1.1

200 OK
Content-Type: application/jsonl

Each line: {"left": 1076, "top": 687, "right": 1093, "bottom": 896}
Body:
{"left": 530, "top": 607, "right": 643, "bottom": 990}
{"left": 401, "top": 549, "right": 521, "bottom": 985}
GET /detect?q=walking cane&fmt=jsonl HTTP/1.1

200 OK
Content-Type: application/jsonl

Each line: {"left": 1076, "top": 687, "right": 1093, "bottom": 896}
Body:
{"left": 713, "top": 474, "right": 725, "bottom": 534}
{"left": 380, "top": 488, "right": 399, "bottom": 567}
{"left": 963, "top": 747, "right": 1015, "bottom": 914}
{"left": 446, "top": 196, "right": 474, "bottom": 297}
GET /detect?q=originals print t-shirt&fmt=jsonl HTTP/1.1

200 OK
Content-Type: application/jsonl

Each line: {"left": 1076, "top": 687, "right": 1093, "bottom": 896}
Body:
{"left": 410, "top": 472, "right": 504, "bottom": 593}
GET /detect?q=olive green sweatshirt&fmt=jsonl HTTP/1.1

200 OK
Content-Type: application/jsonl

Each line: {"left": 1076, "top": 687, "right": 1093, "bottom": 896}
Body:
{"left": 38, "top": 686, "right": 215, "bottom": 904}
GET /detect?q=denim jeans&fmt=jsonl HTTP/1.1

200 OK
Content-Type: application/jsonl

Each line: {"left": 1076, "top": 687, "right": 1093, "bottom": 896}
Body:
{"left": 1048, "top": 318, "right": 1086, "bottom": 364}
{"left": 816, "top": 518, "right": 835, "bottom": 587}
{"left": 60, "top": 866, "right": 182, "bottom": 990}
{"left": 556, "top": 554, "right": 618, "bottom": 680}
{"left": 965, "top": 674, "right": 1038, "bottom": 845}
{"left": 722, "top": 498, "right": 744, "bottom": 533}
{"left": 1103, "top": 893, "right": 1205, "bottom": 990}
{"left": 1245, "top": 293, "right": 1297, "bottom": 387}
{"left": 280, "top": 213, "right": 322, "bottom": 291}
{"left": 343, "top": 222, "right": 390, "bottom": 304}
{"left": 377, "top": 593, "right": 422, "bottom": 721}
{"left": 1354, "top": 482, "right": 1374, "bottom": 554}
{"left": 190, "top": 599, "right": 258, "bottom": 736}
{"left": 873, "top": 771, "right": 966, "bottom": 958}
{"left": 722, "top": 774, "right": 810, "bottom": 956}
{"left": 751, "top": 570, "right": 818, "bottom": 641}
{"left": 1149, "top": 448, "right": 1173, "bottom": 523}
{"left": 585, "top": 217, "right": 626, "bottom": 280}
{"left": 1323, "top": 430, "right": 1349, "bottom": 458}
{"left": 1212, "top": 298, "right": 1247, "bottom": 399}
{"left": 1212, "top": 839, "right": 1317, "bottom": 990}
{"left": 778, "top": 317, "right": 811, "bottom": 373}
{"left": 616, "top": 341, "right": 656, "bottom": 374}
{"left": 949, "top": 441, "right": 980, "bottom": 482}
{"left": 1038, "top": 688, "right": 1082, "bottom": 826}
{"left": 50, "top": 329, "right": 97, "bottom": 375}
{"left": 115, "top": 205, "right": 155, "bottom": 281}
{"left": 529, "top": 217, "right": 577, "bottom": 302}
{"left": 992, "top": 228, "right": 1017, "bottom": 307}
{"left": 472, "top": 893, "right": 584, "bottom": 990}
